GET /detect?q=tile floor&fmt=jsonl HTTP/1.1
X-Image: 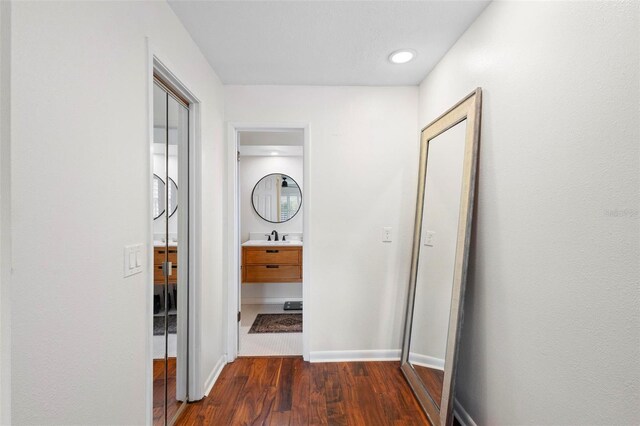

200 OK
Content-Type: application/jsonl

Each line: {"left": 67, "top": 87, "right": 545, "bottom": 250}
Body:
{"left": 153, "top": 333, "right": 177, "bottom": 359}
{"left": 239, "top": 303, "right": 303, "bottom": 356}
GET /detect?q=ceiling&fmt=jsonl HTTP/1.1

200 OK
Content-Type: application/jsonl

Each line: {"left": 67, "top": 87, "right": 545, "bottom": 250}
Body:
{"left": 167, "top": 1, "right": 491, "bottom": 86}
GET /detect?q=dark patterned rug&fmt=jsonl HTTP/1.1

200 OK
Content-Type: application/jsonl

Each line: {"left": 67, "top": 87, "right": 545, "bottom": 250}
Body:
{"left": 249, "top": 313, "right": 302, "bottom": 334}
{"left": 154, "top": 315, "right": 177, "bottom": 335}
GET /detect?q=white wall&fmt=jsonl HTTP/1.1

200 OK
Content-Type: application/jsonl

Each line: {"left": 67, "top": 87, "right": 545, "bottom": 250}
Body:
{"left": 10, "top": 2, "right": 225, "bottom": 424}
{"left": 225, "top": 86, "right": 419, "bottom": 356}
{"left": 240, "top": 155, "right": 303, "bottom": 304}
{"left": 418, "top": 1, "right": 639, "bottom": 423}
{"left": 0, "top": 1, "right": 11, "bottom": 423}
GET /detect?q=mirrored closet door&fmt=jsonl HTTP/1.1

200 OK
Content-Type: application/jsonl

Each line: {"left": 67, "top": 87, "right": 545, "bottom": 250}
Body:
{"left": 152, "top": 78, "right": 189, "bottom": 426}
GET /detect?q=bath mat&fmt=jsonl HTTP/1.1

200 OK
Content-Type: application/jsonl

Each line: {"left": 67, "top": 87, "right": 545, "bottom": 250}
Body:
{"left": 249, "top": 313, "right": 302, "bottom": 334}
{"left": 154, "top": 315, "right": 177, "bottom": 336}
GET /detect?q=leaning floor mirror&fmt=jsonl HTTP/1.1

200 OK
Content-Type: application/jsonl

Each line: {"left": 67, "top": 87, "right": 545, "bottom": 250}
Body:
{"left": 401, "top": 88, "right": 482, "bottom": 426}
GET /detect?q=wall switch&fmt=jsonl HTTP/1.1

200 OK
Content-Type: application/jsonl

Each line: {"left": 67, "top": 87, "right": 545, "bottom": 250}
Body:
{"left": 424, "top": 230, "right": 436, "bottom": 247}
{"left": 124, "top": 244, "right": 143, "bottom": 277}
{"left": 382, "top": 227, "right": 392, "bottom": 242}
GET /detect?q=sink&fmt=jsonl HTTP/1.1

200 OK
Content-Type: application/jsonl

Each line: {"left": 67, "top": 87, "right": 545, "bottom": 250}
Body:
{"left": 242, "top": 239, "right": 301, "bottom": 246}
{"left": 154, "top": 240, "right": 178, "bottom": 247}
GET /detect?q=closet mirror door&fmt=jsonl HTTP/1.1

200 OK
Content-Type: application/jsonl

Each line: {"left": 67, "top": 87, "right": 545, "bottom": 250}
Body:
{"left": 152, "top": 82, "right": 168, "bottom": 426}
{"left": 166, "top": 86, "right": 189, "bottom": 425}
{"left": 152, "top": 79, "right": 189, "bottom": 426}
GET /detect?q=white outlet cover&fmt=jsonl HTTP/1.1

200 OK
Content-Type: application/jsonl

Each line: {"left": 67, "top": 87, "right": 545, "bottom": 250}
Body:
{"left": 382, "top": 227, "right": 392, "bottom": 242}
{"left": 424, "top": 230, "right": 435, "bottom": 247}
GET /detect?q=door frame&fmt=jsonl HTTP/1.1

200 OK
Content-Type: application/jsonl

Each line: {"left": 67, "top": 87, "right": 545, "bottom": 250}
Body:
{"left": 146, "top": 41, "right": 203, "bottom": 424}
{"left": 226, "top": 122, "right": 311, "bottom": 361}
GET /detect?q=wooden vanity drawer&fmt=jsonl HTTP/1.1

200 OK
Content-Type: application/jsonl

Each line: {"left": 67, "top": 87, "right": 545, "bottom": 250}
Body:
{"left": 154, "top": 263, "right": 178, "bottom": 285}
{"left": 154, "top": 247, "right": 178, "bottom": 265}
{"left": 244, "top": 265, "right": 302, "bottom": 283}
{"left": 243, "top": 247, "right": 300, "bottom": 265}
{"left": 241, "top": 245, "right": 303, "bottom": 283}
{"left": 153, "top": 246, "right": 178, "bottom": 285}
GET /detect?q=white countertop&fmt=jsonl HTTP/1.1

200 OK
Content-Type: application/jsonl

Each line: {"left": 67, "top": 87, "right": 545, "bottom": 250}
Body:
{"left": 242, "top": 239, "right": 303, "bottom": 247}
{"left": 154, "top": 241, "right": 178, "bottom": 247}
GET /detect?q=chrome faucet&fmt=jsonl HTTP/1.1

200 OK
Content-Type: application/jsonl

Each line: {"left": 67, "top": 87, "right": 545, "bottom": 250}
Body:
{"left": 270, "top": 230, "right": 279, "bottom": 241}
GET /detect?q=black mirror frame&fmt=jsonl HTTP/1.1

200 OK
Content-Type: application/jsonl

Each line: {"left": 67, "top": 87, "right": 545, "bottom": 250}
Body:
{"left": 250, "top": 173, "right": 302, "bottom": 224}
{"left": 167, "top": 177, "right": 178, "bottom": 218}
{"left": 153, "top": 174, "right": 166, "bottom": 220}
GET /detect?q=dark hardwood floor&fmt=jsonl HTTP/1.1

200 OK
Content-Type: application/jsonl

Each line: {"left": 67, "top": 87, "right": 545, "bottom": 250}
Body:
{"left": 176, "top": 357, "right": 431, "bottom": 425}
{"left": 154, "top": 358, "right": 182, "bottom": 426}
{"left": 412, "top": 365, "right": 444, "bottom": 408}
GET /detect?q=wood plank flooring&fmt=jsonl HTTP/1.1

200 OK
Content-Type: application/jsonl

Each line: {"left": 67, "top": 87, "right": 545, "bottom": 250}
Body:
{"left": 412, "top": 365, "right": 444, "bottom": 408}
{"left": 154, "top": 358, "right": 182, "bottom": 426}
{"left": 177, "top": 357, "right": 431, "bottom": 425}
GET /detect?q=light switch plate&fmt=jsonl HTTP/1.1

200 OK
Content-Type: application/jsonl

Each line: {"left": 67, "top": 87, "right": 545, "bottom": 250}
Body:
{"left": 424, "top": 230, "right": 436, "bottom": 247}
{"left": 382, "top": 227, "right": 392, "bottom": 242}
{"left": 124, "top": 244, "right": 143, "bottom": 277}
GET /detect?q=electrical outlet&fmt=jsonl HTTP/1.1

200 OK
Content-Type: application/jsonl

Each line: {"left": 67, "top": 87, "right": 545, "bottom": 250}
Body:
{"left": 382, "top": 227, "right": 392, "bottom": 242}
{"left": 424, "top": 230, "right": 435, "bottom": 247}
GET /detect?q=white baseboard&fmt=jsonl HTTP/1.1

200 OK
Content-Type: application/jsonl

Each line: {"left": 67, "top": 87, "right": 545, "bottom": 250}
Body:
{"left": 241, "top": 297, "right": 302, "bottom": 305}
{"left": 204, "top": 354, "right": 227, "bottom": 396}
{"left": 309, "top": 349, "right": 401, "bottom": 363}
{"left": 454, "top": 399, "right": 477, "bottom": 426}
{"left": 408, "top": 352, "right": 445, "bottom": 370}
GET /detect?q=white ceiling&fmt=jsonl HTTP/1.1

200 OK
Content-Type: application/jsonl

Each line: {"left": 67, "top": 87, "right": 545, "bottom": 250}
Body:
{"left": 167, "top": 1, "right": 491, "bottom": 86}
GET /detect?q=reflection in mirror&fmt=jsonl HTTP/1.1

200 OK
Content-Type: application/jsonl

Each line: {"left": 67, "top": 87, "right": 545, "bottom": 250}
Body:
{"left": 167, "top": 177, "right": 178, "bottom": 218}
{"left": 251, "top": 173, "right": 302, "bottom": 223}
{"left": 152, "top": 82, "right": 167, "bottom": 426}
{"left": 401, "top": 88, "right": 481, "bottom": 426}
{"left": 153, "top": 174, "right": 166, "bottom": 220}
{"left": 152, "top": 175, "right": 178, "bottom": 221}
{"left": 152, "top": 78, "right": 189, "bottom": 426}
{"left": 408, "top": 120, "right": 467, "bottom": 408}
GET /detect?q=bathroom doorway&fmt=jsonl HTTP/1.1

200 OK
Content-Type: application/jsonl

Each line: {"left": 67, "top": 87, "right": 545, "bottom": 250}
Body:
{"left": 227, "top": 124, "right": 311, "bottom": 361}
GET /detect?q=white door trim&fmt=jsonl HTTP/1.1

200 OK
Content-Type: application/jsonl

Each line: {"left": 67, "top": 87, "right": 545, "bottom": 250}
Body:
{"left": 146, "top": 39, "right": 204, "bottom": 425}
{"left": 226, "top": 122, "right": 311, "bottom": 362}
{"left": 0, "top": 2, "right": 11, "bottom": 423}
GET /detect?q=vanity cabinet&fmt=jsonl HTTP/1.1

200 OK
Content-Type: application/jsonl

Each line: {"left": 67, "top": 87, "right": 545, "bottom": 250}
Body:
{"left": 154, "top": 246, "right": 178, "bottom": 284}
{"left": 242, "top": 245, "right": 302, "bottom": 283}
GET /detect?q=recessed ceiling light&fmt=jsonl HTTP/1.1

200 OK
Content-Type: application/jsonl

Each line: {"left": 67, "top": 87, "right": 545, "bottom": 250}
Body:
{"left": 389, "top": 49, "right": 416, "bottom": 64}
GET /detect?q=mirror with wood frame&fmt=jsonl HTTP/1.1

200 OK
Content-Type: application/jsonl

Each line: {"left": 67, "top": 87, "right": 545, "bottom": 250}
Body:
{"left": 401, "top": 88, "right": 482, "bottom": 426}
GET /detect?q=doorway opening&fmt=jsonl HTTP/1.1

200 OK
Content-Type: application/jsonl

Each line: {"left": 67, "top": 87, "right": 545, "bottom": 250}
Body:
{"left": 227, "top": 124, "right": 311, "bottom": 361}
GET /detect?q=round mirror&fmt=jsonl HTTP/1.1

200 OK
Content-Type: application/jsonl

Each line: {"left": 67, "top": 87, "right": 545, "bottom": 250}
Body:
{"left": 153, "top": 175, "right": 178, "bottom": 220}
{"left": 251, "top": 173, "right": 302, "bottom": 223}
{"left": 153, "top": 174, "right": 165, "bottom": 220}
